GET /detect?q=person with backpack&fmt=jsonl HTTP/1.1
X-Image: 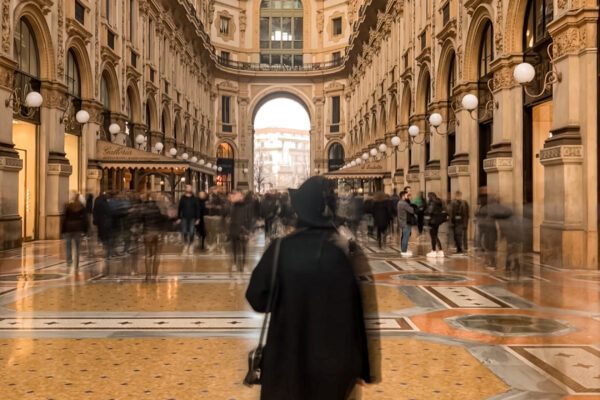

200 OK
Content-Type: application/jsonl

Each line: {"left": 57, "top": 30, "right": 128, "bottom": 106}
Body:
{"left": 426, "top": 192, "right": 447, "bottom": 258}
{"left": 397, "top": 190, "right": 416, "bottom": 257}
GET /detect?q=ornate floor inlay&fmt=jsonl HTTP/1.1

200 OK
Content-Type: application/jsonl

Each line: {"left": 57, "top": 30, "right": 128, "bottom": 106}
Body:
{"left": 425, "top": 286, "right": 512, "bottom": 308}
{"left": 447, "top": 314, "right": 577, "bottom": 337}
{"left": 0, "top": 273, "right": 65, "bottom": 282}
{"left": 396, "top": 273, "right": 469, "bottom": 283}
{"left": 509, "top": 345, "right": 600, "bottom": 393}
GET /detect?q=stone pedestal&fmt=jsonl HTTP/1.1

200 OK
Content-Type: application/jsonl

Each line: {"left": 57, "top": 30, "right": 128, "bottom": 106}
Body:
{"left": 483, "top": 142, "right": 514, "bottom": 207}
{"left": 0, "top": 144, "right": 23, "bottom": 249}
{"left": 424, "top": 160, "right": 441, "bottom": 197}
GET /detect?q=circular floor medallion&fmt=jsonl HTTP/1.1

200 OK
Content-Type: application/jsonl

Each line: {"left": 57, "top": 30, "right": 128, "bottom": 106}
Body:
{"left": 445, "top": 314, "right": 577, "bottom": 337}
{"left": 0, "top": 274, "right": 65, "bottom": 282}
{"left": 393, "top": 273, "right": 469, "bottom": 283}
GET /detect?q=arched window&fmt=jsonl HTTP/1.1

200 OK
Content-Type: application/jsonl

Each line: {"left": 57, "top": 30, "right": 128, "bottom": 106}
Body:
{"left": 217, "top": 142, "right": 234, "bottom": 158}
{"left": 524, "top": 0, "right": 553, "bottom": 49}
{"left": 328, "top": 143, "right": 344, "bottom": 172}
{"left": 447, "top": 54, "right": 456, "bottom": 99}
{"left": 100, "top": 73, "right": 110, "bottom": 110}
{"left": 14, "top": 18, "right": 39, "bottom": 78}
{"left": 260, "top": 0, "right": 303, "bottom": 67}
{"left": 478, "top": 22, "right": 493, "bottom": 79}
{"left": 66, "top": 50, "right": 81, "bottom": 97}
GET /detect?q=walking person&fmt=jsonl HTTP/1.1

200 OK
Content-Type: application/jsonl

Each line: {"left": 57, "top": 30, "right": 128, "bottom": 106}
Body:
{"left": 228, "top": 191, "right": 251, "bottom": 273}
{"left": 177, "top": 184, "right": 200, "bottom": 255}
{"left": 397, "top": 190, "right": 416, "bottom": 257}
{"left": 413, "top": 191, "right": 427, "bottom": 235}
{"left": 246, "top": 176, "right": 380, "bottom": 400}
{"left": 141, "top": 194, "right": 165, "bottom": 280}
{"left": 450, "top": 191, "right": 469, "bottom": 254}
{"left": 196, "top": 191, "right": 208, "bottom": 250}
{"left": 426, "top": 192, "right": 447, "bottom": 258}
{"left": 372, "top": 192, "right": 392, "bottom": 248}
{"left": 93, "top": 192, "right": 114, "bottom": 264}
{"left": 61, "top": 192, "right": 88, "bottom": 270}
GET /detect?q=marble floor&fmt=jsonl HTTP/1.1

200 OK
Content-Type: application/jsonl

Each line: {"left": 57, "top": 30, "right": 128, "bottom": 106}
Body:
{"left": 0, "top": 233, "right": 598, "bottom": 399}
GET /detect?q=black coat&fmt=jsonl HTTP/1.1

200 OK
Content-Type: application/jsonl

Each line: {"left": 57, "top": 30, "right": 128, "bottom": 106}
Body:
{"left": 92, "top": 195, "right": 113, "bottom": 241}
{"left": 61, "top": 202, "right": 88, "bottom": 234}
{"left": 246, "top": 227, "right": 377, "bottom": 400}
{"left": 372, "top": 200, "right": 392, "bottom": 229}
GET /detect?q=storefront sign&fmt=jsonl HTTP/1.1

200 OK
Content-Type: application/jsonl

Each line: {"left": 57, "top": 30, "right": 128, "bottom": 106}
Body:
{"left": 97, "top": 140, "right": 165, "bottom": 162}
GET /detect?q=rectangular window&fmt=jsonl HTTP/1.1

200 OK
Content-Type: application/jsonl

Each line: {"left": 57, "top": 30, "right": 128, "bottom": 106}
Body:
{"left": 332, "top": 96, "right": 340, "bottom": 124}
{"left": 221, "top": 96, "right": 230, "bottom": 124}
{"left": 271, "top": 54, "right": 281, "bottom": 65}
{"left": 220, "top": 51, "right": 230, "bottom": 64}
{"left": 147, "top": 19, "right": 153, "bottom": 58}
{"left": 293, "top": 54, "right": 303, "bottom": 66}
{"left": 282, "top": 54, "right": 292, "bottom": 66}
{"left": 129, "top": 0, "right": 135, "bottom": 41}
{"left": 332, "top": 17, "right": 342, "bottom": 36}
{"left": 75, "top": 1, "right": 85, "bottom": 24}
{"left": 332, "top": 51, "right": 341, "bottom": 62}
{"left": 105, "top": 0, "right": 110, "bottom": 24}
{"left": 260, "top": 17, "right": 269, "bottom": 48}
{"left": 420, "top": 31, "right": 426, "bottom": 50}
{"left": 220, "top": 17, "right": 230, "bottom": 35}
{"left": 442, "top": 3, "right": 450, "bottom": 26}
{"left": 107, "top": 29, "right": 115, "bottom": 49}
{"left": 260, "top": 54, "right": 270, "bottom": 64}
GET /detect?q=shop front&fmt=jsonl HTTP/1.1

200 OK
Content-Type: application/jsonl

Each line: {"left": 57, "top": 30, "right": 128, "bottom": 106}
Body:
{"left": 324, "top": 158, "right": 386, "bottom": 195}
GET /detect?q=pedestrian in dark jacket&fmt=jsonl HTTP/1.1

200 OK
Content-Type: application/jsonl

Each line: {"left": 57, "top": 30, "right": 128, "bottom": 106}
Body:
{"left": 93, "top": 192, "right": 113, "bottom": 258}
{"left": 450, "top": 190, "right": 469, "bottom": 254}
{"left": 246, "top": 176, "right": 380, "bottom": 400}
{"left": 177, "top": 184, "right": 200, "bottom": 254}
{"left": 62, "top": 193, "right": 88, "bottom": 269}
{"left": 141, "top": 195, "right": 166, "bottom": 280}
{"left": 229, "top": 191, "right": 252, "bottom": 272}
{"left": 196, "top": 191, "right": 208, "bottom": 250}
{"left": 372, "top": 192, "right": 392, "bottom": 248}
{"left": 426, "top": 192, "right": 446, "bottom": 258}
{"left": 397, "top": 191, "right": 416, "bottom": 256}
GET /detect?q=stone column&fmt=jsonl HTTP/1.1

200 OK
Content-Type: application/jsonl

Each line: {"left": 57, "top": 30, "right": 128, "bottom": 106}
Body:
{"left": 0, "top": 58, "right": 21, "bottom": 249}
{"left": 39, "top": 83, "right": 71, "bottom": 240}
{"left": 539, "top": 8, "right": 598, "bottom": 269}
{"left": 81, "top": 101, "right": 104, "bottom": 197}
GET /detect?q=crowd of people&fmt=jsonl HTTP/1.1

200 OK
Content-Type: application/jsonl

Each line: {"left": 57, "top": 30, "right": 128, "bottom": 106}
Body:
{"left": 60, "top": 181, "right": 524, "bottom": 280}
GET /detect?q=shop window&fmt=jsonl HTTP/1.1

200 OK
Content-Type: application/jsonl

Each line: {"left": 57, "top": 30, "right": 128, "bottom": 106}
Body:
{"left": 328, "top": 143, "right": 344, "bottom": 171}
{"left": 331, "top": 96, "right": 340, "bottom": 133}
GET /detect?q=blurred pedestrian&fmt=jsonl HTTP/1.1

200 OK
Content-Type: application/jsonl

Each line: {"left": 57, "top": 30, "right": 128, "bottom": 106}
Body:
{"left": 141, "top": 194, "right": 166, "bottom": 280}
{"left": 93, "top": 192, "right": 114, "bottom": 261}
{"left": 62, "top": 192, "right": 88, "bottom": 270}
{"left": 426, "top": 192, "right": 447, "bottom": 258}
{"left": 197, "top": 191, "right": 208, "bottom": 250}
{"left": 450, "top": 190, "right": 469, "bottom": 254}
{"left": 229, "top": 191, "right": 252, "bottom": 273}
{"left": 372, "top": 191, "right": 392, "bottom": 248}
{"left": 177, "top": 184, "right": 200, "bottom": 255}
{"left": 413, "top": 191, "right": 427, "bottom": 235}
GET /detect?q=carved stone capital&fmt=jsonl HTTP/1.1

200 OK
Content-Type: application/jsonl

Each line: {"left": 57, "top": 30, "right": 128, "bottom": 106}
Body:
{"left": 539, "top": 145, "right": 584, "bottom": 166}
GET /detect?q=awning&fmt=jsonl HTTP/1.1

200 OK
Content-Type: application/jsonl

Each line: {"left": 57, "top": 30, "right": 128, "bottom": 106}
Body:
{"left": 96, "top": 140, "right": 216, "bottom": 175}
{"left": 324, "top": 158, "right": 386, "bottom": 180}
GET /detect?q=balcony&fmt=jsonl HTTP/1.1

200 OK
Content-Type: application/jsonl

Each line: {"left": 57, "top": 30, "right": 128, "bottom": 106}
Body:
{"left": 215, "top": 57, "right": 344, "bottom": 72}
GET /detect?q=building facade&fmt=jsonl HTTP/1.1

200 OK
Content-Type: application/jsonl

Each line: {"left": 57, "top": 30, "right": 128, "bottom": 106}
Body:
{"left": 0, "top": 0, "right": 597, "bottom": 269}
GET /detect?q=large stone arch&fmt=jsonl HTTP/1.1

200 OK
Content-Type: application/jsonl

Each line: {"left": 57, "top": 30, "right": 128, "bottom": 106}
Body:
{"left": 249, "top": 87, "right": 314, "bottom": 126}
{"left": 415, "top": 66, "right": 431, "bottom": 114}
{"left": 100, "top": 63, "right": 121, "bottom": 113}
{"left": 387, "top": 95, "right": 398, "bottom": 134}
{"left": 215, "top": 139, "right": 238, "bottom": 158}
{"left": 126, "top": 82, "right": 142, "bottom": 123}
{"left": 65, "top": 37, "right": 93, "bottom": 99}
{"left": 436, "top": 40, "right": 457, "bottom": 100}
{"left": 14, "top": 3, "right": 55, "bottom": 81}
{"left": 505, "top": 0, "right": 532, "bottom": 55}
{"left": 463, "top": 6, "right": 495, "bottom": 83}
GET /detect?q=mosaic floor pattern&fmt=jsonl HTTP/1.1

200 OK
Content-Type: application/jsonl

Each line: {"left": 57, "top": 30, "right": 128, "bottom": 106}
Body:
{"left": 0, "top": 236, "right": 598, "bottom": 399}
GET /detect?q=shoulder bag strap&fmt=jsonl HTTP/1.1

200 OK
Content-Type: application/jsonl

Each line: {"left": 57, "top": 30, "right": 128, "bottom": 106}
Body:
{"left": 258, "top": 237, "right": 281, "bottom": 347}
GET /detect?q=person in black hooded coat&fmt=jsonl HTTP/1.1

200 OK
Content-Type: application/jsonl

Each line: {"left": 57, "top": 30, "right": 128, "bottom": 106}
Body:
{"left": 246, "top": 176, "right": 380, "bottom": 400}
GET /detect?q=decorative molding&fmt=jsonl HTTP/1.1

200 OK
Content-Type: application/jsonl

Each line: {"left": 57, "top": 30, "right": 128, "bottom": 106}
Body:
{"left": 483, "top": 157, "right": 513, "bottom": 172}
{"left": 539, "top": 145, "right": 583, "bottom": 165}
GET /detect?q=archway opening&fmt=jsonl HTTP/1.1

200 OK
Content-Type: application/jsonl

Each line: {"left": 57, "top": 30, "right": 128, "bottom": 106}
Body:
{"left": 253, "top": 97, "right": 310, "bottom": 193}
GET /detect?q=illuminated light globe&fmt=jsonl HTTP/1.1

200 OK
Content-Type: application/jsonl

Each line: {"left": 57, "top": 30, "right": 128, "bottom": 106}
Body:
{"left": 514, "top": 62, "right": 536, "bottom": 84}
{"left": 362, "top": 153, "right": 369, "bottom": 160}
{"left": 155, "top": 142, "right": 164, "bottom": 152}
{"left": 408, "top": 125, "right": 420, "bottom": 138}
{"left": 169, "top": 147, "right": 177, "bottom": 156}
{"left": 75, "top": 110, "right": 90, "bottom": 124}
{"left": 391, "top": 136, "right": 401, "bottom": 147}
{"left": 370, "top": 148, "right": 377, "bottom": 157}
{"left": 461, "top": 94, "right": 479, "bottom": 111}
{"left": 218, "top": 166, "right": 223, "bottom": 172}
{"left": 243, "top": 168, "right": 249, "bottom": 174}
{"left": 429, "top": 113, "right": 443, "bottom": 128}
{"left": 206, "top": 162, "right": 212, "bottom": 168}
{"left": 379, "top": 143, "right": 387, "bottom": 153}
{"left": 109, "top": 123, "right": 121, "bottom": 135}
{"left": 199, "top": 159, "right": 205, "bottom": 165}
{"left": 182, "top": 153, "right": 189, "bottom": 160}
{"left": 213, "top": 165, "right": 218, "bottom": 171}
{"left": 356, "top": 158, "right": 362, "bottom": 165}
{"left": 350, "top": 161, "right": 357, "bottom": 167}
{"left": 191, "top": 156, "right": 198, "bottom": 163}
{"left": 135, "top": 134, "right": 145, "bottom": 144}
{"left": 25, "top": 91, "right": 43, "bottom": 108}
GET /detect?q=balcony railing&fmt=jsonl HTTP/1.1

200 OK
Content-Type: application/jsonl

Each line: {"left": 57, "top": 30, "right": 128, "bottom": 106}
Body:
{"left": 216, "top": 57, "right": 344, "bottom": 72}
